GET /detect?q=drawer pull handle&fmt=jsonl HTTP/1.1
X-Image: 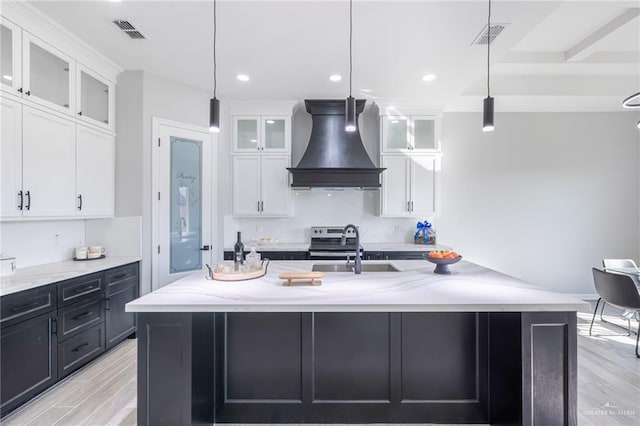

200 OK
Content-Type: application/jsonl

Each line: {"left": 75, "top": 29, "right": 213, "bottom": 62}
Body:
{"left": 74, "top": 285, "right": 96, "bottom": 293}
{"left": 11, "top": 301, "right": 40, "bottom": 312}
{"left": 112, "top": 273, "right": 129, "bottom": 281}
{"left": 71, "top": 342, "right": 90, "bottom": 352}
{"left": 72, "top": 311, "right": 93, "bottom": 320}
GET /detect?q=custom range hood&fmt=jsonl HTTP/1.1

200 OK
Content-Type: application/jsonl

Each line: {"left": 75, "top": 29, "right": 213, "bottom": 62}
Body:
{"left": 287, "top": 99, "right": 385, "bottom": 188}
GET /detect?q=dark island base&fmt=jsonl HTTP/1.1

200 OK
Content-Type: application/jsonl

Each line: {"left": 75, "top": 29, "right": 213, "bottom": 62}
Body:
{"left": 137, "top": 311, "right": 577, "bottom": 426}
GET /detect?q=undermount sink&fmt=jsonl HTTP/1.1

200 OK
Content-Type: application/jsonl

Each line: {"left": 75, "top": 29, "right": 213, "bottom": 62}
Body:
{"left": 311, "top": 263, "right": 400, "bottom": 273}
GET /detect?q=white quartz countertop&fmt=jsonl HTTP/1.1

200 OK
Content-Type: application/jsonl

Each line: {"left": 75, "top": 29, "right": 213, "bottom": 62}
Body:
{"left": 126, "top": 260, "right": 588, "bottom": 313}
{"left": 224, "top": 243, "right": 449, "bottom": 252}
{"left": 0, "top": 256, "right": 142, "bottom": 296}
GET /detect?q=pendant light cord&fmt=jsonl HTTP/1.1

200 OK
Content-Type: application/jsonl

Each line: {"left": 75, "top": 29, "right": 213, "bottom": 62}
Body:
{"left": 486, "top": 0, "right": 491, "bottom": 97}
{"left": 349, "top": 0, "right": 353, "bottom": 98}
{"left": 213, "top": 0, "right": 217, "bottom": 99}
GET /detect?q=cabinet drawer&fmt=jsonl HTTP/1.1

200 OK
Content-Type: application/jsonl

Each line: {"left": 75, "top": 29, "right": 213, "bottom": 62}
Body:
{"left": 1, "top": 285, "right": 57, "bottom": 328}
{"left": 58, "top": 322, "right": 105, "bottom": 378}
{"left": 59, "top": 297, "right": 104, "bottom": 341}
{"left": 59, "top": 272, "right": 104, "bottom": 306}
{"left": 105, "top": 263, "right": 138, "bottom": 294}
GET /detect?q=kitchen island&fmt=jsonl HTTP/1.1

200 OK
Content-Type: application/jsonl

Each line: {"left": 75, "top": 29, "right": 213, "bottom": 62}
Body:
{"left": 126, "top": 260, "right": 587, "bottom": 426}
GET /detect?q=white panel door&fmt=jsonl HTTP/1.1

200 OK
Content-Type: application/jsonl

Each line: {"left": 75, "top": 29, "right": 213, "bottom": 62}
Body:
{"left": 232, "top": 156, "right": 261, "bottom": 216}
{"left": 0, "top": 18, "right": 23, "bottom": 98}
{"left": 260, "top": 155, "right": 291, "bottom": 216}
{"left": 410, "top": 155, "right": 439, "bottom": 216}
{"left": 22, "top": 106, "right": 76, "bottom": 217}
{"left": 156, "top": 121, "right": 213, "bottom": 288}
{"left": 380, "top": 155, "right": 410, "bottom": 217}
{"left": 0, "top": 97, "right": 22, "bottom": 218}
{"left": 76, "top": 125, "right": 114, "bottom": 217}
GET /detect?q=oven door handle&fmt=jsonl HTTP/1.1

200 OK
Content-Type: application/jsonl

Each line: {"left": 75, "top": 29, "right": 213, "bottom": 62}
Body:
{"left": 309, "top": 251, "right": 362, "bottom": 257}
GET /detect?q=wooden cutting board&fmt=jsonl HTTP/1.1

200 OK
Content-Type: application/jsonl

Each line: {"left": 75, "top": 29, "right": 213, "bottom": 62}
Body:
{"left": 279, "top": 271, "right": 323, "bottom": 286}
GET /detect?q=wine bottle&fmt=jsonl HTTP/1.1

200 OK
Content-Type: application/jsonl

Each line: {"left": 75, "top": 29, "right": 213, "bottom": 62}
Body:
{"left": 234, "top": 232, "right": 245, "bottom": 270}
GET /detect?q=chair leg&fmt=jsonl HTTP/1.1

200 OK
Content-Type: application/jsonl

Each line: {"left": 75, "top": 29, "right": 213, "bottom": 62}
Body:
{"left": 599, "top": 300, "right": 607, "bottom": 321}
{"left": 636, "top": 320, "right": 640, "bottom": 359}
{"left": 590, "top": 298, "right": 601, "bottom": 336}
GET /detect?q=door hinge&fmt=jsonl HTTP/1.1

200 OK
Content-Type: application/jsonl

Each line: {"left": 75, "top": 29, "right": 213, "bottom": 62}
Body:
{"left": 157, "top": 245, "right": 161, "bottom": 254}
{"left": 158, "top": 138, "right": 161, "bottom": 147}
{"left": 158, "top": 192, "right": 161, "bottom": 201}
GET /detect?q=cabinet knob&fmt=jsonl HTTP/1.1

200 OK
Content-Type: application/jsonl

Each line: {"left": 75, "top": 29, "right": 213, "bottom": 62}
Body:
{"left": 77, "top": 111, "right": 83, "bottom": 116}
{"left": 17, "top": 87, "right": 23, "bottom": 93}
{"left": 25, "top": 90, "right": 30, "bottom": 96}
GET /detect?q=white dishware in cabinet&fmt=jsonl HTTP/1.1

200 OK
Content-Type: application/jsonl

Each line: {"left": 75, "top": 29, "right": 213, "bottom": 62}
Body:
{"left": 232, "top": 155, "right": 291, "bottom": 217}
{"left": 76, "top": 125, "right": 115, "bottom": 217}
{"left": 380, "top": 154, "right": 439, "bottom": 217}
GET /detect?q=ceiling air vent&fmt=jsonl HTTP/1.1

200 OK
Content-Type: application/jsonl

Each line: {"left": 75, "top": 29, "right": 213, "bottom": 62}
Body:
{"left": 471, "top": 23, "right": 508, "bottom": 45}
{"left": 112, "top": 19, "right": 146, "bottom": 40}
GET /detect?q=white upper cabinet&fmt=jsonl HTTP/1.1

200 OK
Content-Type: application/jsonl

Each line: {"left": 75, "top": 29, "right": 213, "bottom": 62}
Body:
{"left": 22, "top": 106, "right": 77, "bottom": 217}
{"left": 0, "top": 97, "right": 22, "bottom": 218}
{"left": 22, "top": 32, "right": 75, "bottom": 115}
{"left": 76, "top": 125, "right": 115, "bottom": 217}
{"left": 381, "top": 115, "right": 440, "bottom": 153}
{"left": 76, "top": 64, "right": 115, "bottom": 131}
{"left": 0, "top": 18, "right": 22, "bottom": 97}
{"left": 233, "top": 116, "right": 290, "bottom": 153}
{"left": 232, "top": 155, "right": 292, "bottom": 217}
{"left": 380, "top": 154, "right": 439, "bottom": 217}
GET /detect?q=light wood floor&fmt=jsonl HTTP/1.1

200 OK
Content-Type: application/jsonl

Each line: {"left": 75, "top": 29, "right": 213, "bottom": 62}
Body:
{"left": 2, "top": 305, "right": 639, "bottom": 426}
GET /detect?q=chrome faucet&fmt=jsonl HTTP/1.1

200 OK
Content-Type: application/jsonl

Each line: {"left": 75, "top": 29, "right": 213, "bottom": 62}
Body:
{"left": 341, "top": 224, "right": 362, "bottom": 274}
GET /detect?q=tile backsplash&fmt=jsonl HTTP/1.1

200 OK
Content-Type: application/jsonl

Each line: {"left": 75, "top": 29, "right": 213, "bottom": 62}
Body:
{"left": 224, "top": 190, "right": 431, "bottom": 247}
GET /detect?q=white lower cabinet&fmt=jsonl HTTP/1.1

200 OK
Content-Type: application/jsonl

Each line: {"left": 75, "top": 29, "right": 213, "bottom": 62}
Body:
{"left": 76, "top": 125, "right": 114, "bottom": 217}
{"left": 380, "top": 154, "right": 439, "bottom": 217}
{"left": 22, "top": 106, "right": 76, "bottom": 217}
{"left": 232, "top": 155, "right": 291, "bottom": 217}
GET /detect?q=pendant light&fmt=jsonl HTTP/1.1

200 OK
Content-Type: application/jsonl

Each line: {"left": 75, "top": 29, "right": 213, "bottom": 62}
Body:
{"left": 209, "top": 0, "right": 220, "bottom": 133}
{"left": 482, "top": 0, "right": 494, "bottom": 132}
{"left": 621, "top": 92, "right": 640, "bottom": 130}
{"left": 345, "top": 0, "right": 357, "bottom": 132}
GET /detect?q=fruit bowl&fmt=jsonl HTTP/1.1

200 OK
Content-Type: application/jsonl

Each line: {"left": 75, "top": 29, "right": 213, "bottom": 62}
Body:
{"left": 424, "top": 252, "right": 462, "bottom": 274}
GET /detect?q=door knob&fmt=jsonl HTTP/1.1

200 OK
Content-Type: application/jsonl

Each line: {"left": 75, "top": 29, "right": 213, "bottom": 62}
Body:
{"left": 200, "top": 245, "right": 211, "bottom": 251}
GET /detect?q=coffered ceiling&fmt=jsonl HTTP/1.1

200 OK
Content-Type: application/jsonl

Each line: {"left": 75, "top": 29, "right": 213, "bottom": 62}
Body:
{"left": 25, "top": 0, "right": 640, "bottom": 112}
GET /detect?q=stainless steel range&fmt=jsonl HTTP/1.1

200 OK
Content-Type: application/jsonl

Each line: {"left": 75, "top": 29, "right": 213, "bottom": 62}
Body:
{"left": 309, "top": 226, "right": 363, "bottom": 260}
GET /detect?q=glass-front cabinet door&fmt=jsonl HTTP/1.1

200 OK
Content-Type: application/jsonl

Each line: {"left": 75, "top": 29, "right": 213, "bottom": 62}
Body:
{"left": 0, "top": 19, "right": 22, "bottom": 97}
{"left": 22, "top": 32, "right": 75, "bottom": 115}
{"left": 233, "top": 116, "right": 260, "bottom": 152}
{"left": 262, "top": 116, "right": 290, "bottom": 152}
{"left": 76, "top": 64, "right": 115, "bottom": 130}
{"left": 411, "top": 116, "right": 439, "bottom": 151}
{"left": 382, "top": 117, "right": 410, "bottom": 152}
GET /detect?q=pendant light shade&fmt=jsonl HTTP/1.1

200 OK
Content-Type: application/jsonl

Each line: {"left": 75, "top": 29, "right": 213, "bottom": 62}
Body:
{"left": 345, "top": 96, "right": 357, "bottom": 132}
{"left": 209, "top": 97, "right": 220, "bottom": 133}
{"left": 483, "top": 96, "right": 494, "bottom": 132}
{"left": 209, "top": 0, "right": 220, "bottom": 133}
{"left": 345, "top": 0, "right": 357, "bottom": 132}
{"left": 622, "top": 92, "right": 640, "bottom": 109}
{"left": 482, "top": 0, "right": 495, "bottom": 132}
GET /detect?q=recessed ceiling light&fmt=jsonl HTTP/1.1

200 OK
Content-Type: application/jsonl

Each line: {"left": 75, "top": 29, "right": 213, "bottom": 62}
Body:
{"left": 2, "top": 75, "right": 12, "bottom": 81}
{"left": 422, "top": 74, "right": 436, "bottom": 82}
{"left": 329, "top": 74, "right": 342, "bottom": 82}
{"left": 237, "top": 74, "right": 250, "bottom": 82}
{"left": 266, "top": 120, "right": 275, "bottom": 124}
{"left": 109, "top": 0, "right": 122, "bottom": 2}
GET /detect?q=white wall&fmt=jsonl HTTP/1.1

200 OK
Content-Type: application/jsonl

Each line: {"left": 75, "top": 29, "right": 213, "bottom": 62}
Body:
{"left": 437, "top": 112, "right": 639, "bottom": 295}
{"left": 0, "top": 220, "right": 85, "bottom": 268}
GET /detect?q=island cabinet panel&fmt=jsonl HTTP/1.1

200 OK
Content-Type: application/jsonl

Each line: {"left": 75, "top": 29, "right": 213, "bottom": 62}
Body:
{"left": 400, "top": 312, "right": 485, "bottom": 402}
{"left": 225, "top": 313, "right": 302, "bottom": 401}
{"left": 312, "top": 312, "right": 390, "bottom": 401}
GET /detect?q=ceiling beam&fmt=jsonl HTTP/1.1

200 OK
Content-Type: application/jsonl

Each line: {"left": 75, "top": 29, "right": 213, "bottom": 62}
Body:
{"left": 564, "top": 8, "right": 640, "bottom": 62}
